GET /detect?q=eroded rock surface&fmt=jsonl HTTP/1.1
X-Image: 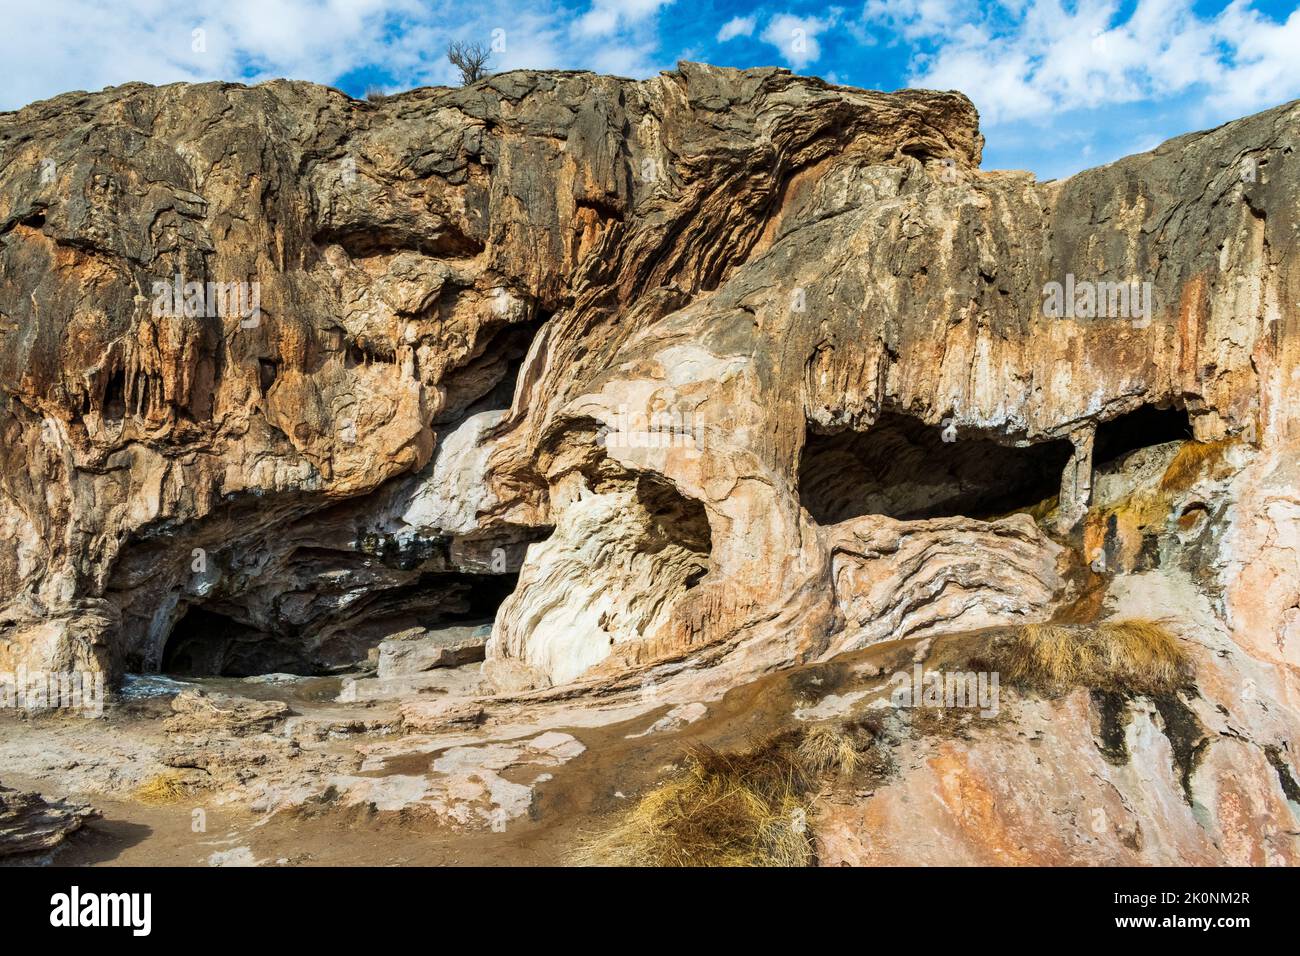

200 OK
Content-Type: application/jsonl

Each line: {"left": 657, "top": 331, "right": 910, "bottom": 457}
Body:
{"left": 377, "top": 623, "right": 490, "bottom": 678}
{"left": 163, "top": 688, "right": 290, "bottom": 736}
{"left": 2, "top": 63, "right": 1299, "bottom": 865}
{"left": 0, "top": 783, "right": 97, "bottom": 857}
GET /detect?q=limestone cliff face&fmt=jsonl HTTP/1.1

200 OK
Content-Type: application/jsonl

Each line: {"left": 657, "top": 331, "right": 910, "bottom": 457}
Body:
{"left": 4, "top": 62, "right": 1300, "bottom": 866}
{"left": 0, "top": 64, "right": 979, "bottom": 679}
{"left": 0, "top": 64, "right": 1297, "bottom": 704}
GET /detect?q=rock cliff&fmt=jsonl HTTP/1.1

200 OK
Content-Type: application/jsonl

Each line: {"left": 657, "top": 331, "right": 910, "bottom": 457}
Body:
{"left": 2, "top": 63, "right": 1298, "bottom": 865}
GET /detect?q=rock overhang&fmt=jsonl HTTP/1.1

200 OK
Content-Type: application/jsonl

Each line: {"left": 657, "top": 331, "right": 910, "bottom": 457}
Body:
{"left": 0, "top": 64, "right": 1296, "bottom": 701}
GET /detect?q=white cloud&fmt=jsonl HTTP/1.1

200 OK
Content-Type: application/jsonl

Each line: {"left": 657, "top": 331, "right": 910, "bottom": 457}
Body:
{"left": 866, "top": 0, "right": 1300, "bottom": 127}
{"left": 0, "top": 0, "right": 677, "bottom": 111}
{"left": 917, "top": 46, "right": 1051, "bottom": 121}
{"left": 573, "top": 0, "right": 674, "bottom": 39}
{"left": 717, "top": 15, "right": 757, "bottom": 42}
{"left": 760, "top": 12, "right": 834, "bottom": 69}
{"left": 1206, "top": 1, "right": 1300, "bottom": 114}
{"left": 863, "top": 0, "right": 976, "bottom": 39}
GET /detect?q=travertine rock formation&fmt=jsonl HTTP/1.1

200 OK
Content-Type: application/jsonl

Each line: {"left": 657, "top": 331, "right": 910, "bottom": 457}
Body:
{"left": 0, "top": 63, "right": 990, "bottom": 682}
{"left": 1, "top": 63, "right": 1299, "bottom": 864}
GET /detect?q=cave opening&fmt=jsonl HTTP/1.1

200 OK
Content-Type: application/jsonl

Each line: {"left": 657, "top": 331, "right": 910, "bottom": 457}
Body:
{"left": 799, "top": 412, "right": 1074, "bottom": 525}
{"left": 434, "top": 316, "right": 548, "bottom": 425}
{"left": 382, "top": 570, "right": 520, "bottom": 632}
{"left": 1093, "top": 404, "right": 1192, "bottom": 469}
{"left": 635, "top": 472, "right": 713, "bottom": 589}
{"left": 102, "top": 367, "right": 127, "bottom": 421}
{"left": 159, "top": 570, "right": 522, "bottom": 678}
{"left": 161, "top": 606, "right": 310, "bottom": 678}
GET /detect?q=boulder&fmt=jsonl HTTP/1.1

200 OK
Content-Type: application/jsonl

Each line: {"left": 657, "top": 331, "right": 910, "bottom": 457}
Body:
{"left": 163, "top": 689, "right": 290, "bottom": 737}
{"left": 0, "top": 784, "right": 97, "bottom": 857}
{"left": 376, "top": 624, "right": 491, "bottom": 678}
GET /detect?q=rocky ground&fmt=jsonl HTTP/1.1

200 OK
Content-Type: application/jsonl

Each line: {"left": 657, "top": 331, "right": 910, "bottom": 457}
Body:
{"left": 4, "top": 554, "right": 1299, "bottom": 866}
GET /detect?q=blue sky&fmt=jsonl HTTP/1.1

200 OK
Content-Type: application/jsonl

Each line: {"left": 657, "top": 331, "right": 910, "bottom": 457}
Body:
{"left": 2, "top": 0, "right": 1298, "bottom": 179}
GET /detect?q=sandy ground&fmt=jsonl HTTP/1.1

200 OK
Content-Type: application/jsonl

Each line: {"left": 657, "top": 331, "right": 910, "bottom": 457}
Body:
{"left": 2, "top": 639, "right": 920, "bottom": 867}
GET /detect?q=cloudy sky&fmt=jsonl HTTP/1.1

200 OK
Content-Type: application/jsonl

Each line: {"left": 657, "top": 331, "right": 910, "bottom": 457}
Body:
{"left": 2, "top": 0, "right": 1298, "bottom": 179}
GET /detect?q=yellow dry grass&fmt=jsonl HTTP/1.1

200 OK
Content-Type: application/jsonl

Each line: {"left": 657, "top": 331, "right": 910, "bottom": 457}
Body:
{"left": 134, "top": 771, "right": 198, "bottom": 804}
{"left": 1159, "top": 439, "right": 1234, "bottom": 491}
{"left": 797, "top": 724, "right": 864, "bottom": 775}
{"left": 1002, "top": 619, "right": 1191, "bottom": 696}
{"left": 576, "top": 726, "right": 884, "bottom": 867}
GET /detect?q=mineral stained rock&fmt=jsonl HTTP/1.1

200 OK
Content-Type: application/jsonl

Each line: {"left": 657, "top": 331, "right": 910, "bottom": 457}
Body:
{"left": 2, "top": 63, "right": 1299, "bottom": 864}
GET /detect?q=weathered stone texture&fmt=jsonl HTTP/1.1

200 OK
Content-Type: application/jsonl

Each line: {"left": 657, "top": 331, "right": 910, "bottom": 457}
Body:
{"left": 1, "top": 65, "right": 1299, "bottom": 864}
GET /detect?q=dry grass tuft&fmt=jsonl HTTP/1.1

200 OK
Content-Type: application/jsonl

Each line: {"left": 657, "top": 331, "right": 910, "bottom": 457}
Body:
{"left": 1003, "top": 619, "right": 1191, "bottom": 696}
{"left": 577, "top": 732, "right": 814, "bottom": 867}
{"left": 1095, "top": 620, "right": 1193, "bottom": 694}
{"left": 1159, "top": 439, "right": 1234, "bottom": 491}
{"left": 909, "top": 704, "right": 976, "bottom": 738}
{"left": 134, "top": 771, "right": 199, "bottom": 804}
{"left": 579, "top": 722, "right": 891, "bottom": 867}
{"left": 797, "top": 725, "right": 864, "bottom": 775}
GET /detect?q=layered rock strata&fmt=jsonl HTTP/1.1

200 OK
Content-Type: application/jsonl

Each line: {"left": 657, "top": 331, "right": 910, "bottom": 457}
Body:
{"left": 1, "top": 70, "right": 1298, "bottom": 866}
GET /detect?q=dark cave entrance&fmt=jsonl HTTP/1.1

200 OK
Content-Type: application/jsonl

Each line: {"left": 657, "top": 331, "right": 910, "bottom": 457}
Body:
{"left": 159, "top": 570, "right": 523, "bottom": 678}
{"left": 635, "top": 472, "right": 713, "bottom": 590}
{"left": 799, "top": 412, "right": 1074, "bottom": 524}
{"left": 1093, "top": 404, "right": 1192, "bottom": 469}
{"left": 354, "top": 569, "right": 521, "bottom": 637}
{"left": 434, "top": 316, "right": 548, "bottom": 425}
{"left": 152, "top": 312, "right": 554, "bottom": 680}
{"left": 102, "top": 367, "right": 127, "bottom": 421}
{"left": 310, "top": 569, "right": 522, "bottom": 669}
{"left": 161, "top": 607, "right": 310, "bottom": 678}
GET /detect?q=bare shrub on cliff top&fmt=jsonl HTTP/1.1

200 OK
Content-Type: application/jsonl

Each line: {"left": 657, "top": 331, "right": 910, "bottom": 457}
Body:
{"left": 1003, "top": 620, "right": 1191, "bottom": 696}
{"left": 447, "top": 41, "right": 492, "bottom": 85}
